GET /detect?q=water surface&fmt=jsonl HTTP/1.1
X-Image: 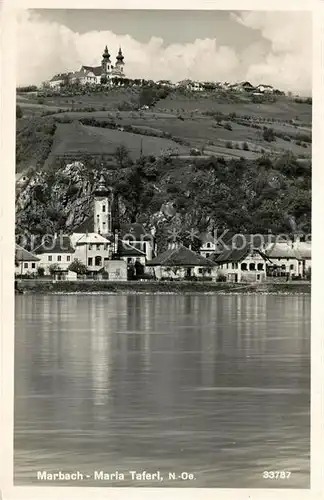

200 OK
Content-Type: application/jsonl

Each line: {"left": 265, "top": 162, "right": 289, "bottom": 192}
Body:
{"left": 14, "top": 294, "right": 310, "bottom": 488}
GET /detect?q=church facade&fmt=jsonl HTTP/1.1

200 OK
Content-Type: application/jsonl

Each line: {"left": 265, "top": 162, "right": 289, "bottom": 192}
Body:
{"left": 48, "top": 46, "right": 126, "bottom": 88}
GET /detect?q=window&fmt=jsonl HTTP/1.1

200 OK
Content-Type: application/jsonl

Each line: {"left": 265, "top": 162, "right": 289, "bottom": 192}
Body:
{"left": 67, "top": 256, "right": 71, "bottom": 262}
{"left": 249, "top": 263, "right": 256, "bottom": 271}
{"left": 88, "top": 257, "right": 93, "bottom": 266}
{"left": 127, "top": 258, "right": 132, "bottom": 263}
{"left": 257, "top": 274, "right": 260, "bottom": 281}
{"left": 143, "top": 243, "right": 147, "bottom": 253}
{"left": 206, "top": 242, "right": 211, "bottom": 248}
{"left": 31, "top": 263, "right": 36, "bottom": 269}
{"left": 57, "top": 255, "right": 62, "bottom": 262}
{"left": 206, "top": 253, "right": 210, "bottom": 258}
{"left": 24, "top": 262, "right": 28, "bottom": 269}
{"left": 96, "top": 244, "right": 100, "bottom": 250}
{"left": 198, "top": 268, "right": 203, "bottom": 274}
{"left": 104, "top": 244, "right": 108, "bottom": 251}
{"left": 290, "top": 264, "right": 294, "bottom": 270}
{"left": 102, "top": 205, "right": 106, "bottom": 212}
{"left": 257, "top": 263, "right": 264, "bottom": 271}
{"left": 234, "top": 263, "right": 238, "bottom": 269}
{"left": 48, "top": 255, "right": 52, "bottom": 261}
{"left": 89, "top": 244, "right": 92, "bottom": 251}
{"left": 95, "top": 256, "right": 102, "bottom": 266}
{"left": 241, "top": 263, "right": 247, "bottom": 271}
{"left": 226, "top": 263, "right": 229, "bottom": 269}
{"left": 281, "top": 264, "right": 286, "bottom": 270}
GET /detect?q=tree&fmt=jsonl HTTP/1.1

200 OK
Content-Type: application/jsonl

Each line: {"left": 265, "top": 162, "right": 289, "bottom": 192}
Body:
{"left": 114, "top": 145, "right": 131, "bottom": 169}
{"left": 263, "top": 127, "right": 275, "bottom": 142}
{"left": 16, "top": 105, "right": 23, "bottom": 119}
{"left": 48, "top": 263, "right": 61, "bottom": 275}
{"left": 37, "top": 267, "right": 45, "bottom": 277}
{"left": 68, "top": 259, "right": 88, "bottom": 275}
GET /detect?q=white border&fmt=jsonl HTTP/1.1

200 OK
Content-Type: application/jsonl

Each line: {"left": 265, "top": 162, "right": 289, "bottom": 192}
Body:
{"left": 1, "top": 1, "right": 323, "bottom": 499}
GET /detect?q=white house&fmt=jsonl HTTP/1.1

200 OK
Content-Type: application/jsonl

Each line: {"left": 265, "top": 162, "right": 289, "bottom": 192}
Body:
{"left": 146, "top": 243, "right": 216, "bottom": 280}
{"left": 71, "top": 232, "right": 111, "bottom": 272}
{"left": 35, "top": 235, "right": 75, "bottom": 275}
{"left": 264, "top": 241, "right": 303, "bottom": 277}
{"left": 15, "top": 244, "right": 40, "bottom": 276}
{"left": 215, "top": 245, "right": 271, "bottom": 282}
{"left": 199, "top": 232, "right": 218, "bottom": 259}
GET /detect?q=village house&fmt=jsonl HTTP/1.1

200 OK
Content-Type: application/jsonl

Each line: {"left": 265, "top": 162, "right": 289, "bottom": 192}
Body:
{"left": 70, "top": 232, "right": 111, "bottom": 272}
{"left": 15, "top": 244, "right": 40, "bottom": 276}
{"left": 34, "top": 235, "right": 75, "bottom": 275}
{"left": 214, "top": 244, "right": 271, "bottom": 283}
{"left": 264, "top": 238, "right": 311, "bottom": 278}
{"left": 146, "top": 243, "right": 216, "bottom": 280}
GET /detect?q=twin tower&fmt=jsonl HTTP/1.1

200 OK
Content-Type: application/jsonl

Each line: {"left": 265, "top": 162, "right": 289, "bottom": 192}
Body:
{"left": 101, "top": 46, "right": 125, "bottom": 80}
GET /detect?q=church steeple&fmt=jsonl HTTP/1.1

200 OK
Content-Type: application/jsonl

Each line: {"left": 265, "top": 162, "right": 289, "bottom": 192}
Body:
{"left": 93, "top": 174, "right": 113, "bottom": 235}
{"left": 102, "top": 45, "right": 111, "bottom": 62}
{"left": 101, "top": 46, "right": 112, "bottom": 78}
{"left": 116, "top": 47, "right": 124, "bottom": 64}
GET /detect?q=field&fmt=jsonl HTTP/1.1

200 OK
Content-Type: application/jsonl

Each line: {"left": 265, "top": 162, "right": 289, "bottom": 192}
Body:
{"left": 50, "top": 121, "right": 189, "bottom": 161}
{"left": 16, "top": 86, "right": 312, "bottom": 169}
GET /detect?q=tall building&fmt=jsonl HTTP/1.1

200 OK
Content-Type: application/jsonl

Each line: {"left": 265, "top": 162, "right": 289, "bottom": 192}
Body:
{"left": 93, "top": 174, "right": 114, "bottom": 235}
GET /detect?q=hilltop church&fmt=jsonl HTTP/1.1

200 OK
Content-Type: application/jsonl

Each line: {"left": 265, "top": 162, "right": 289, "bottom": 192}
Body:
{"left": 48, "top": 46, "right": 126, "bottom": 88}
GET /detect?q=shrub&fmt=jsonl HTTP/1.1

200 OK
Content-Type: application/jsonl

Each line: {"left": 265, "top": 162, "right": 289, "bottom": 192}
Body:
{"left": 263, "top": 127, "right": 275, "bottom": 142}
{"left": 68, "top": 259, "right": 88, "bottom": 275}
{"left": 242, "top": 142, "right": 249, "bottom": 151}
{"left": 37, "top": 267, "right": 45, "bottom": 277}
{"left": 224, "top": 122, "right": 232, "bottom": 131}
{"left": 225, "top": 141, "right": 233, "bottom": 149}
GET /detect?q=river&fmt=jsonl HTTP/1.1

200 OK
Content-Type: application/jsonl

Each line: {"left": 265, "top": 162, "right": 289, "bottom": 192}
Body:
{"left": 14, "top": 294, "right": 310, "bottom": 488}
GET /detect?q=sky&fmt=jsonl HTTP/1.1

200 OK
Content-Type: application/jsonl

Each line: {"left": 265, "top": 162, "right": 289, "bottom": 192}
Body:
{"left": 16, "top": 9, "right": 312, "bottom": 94}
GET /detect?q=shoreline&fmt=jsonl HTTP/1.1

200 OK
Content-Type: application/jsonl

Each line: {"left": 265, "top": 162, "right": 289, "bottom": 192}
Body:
{"left": 15, "top": 280, "right": 311, "bottom": 295}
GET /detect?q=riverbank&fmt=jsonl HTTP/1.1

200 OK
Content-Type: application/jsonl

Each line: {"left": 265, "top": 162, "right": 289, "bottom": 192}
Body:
{"left": 15, "top": 280, "right": 311, "bottom": 295}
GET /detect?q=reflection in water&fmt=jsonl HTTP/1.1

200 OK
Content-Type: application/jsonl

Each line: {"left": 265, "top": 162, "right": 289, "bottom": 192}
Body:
{"left": 15, "top": 294, "right": 310, "bottom": 488}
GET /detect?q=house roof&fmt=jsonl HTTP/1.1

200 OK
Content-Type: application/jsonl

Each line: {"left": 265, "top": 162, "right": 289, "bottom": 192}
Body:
{"left": 71, "top": 232, "right": 111, "bottom": 246}
{"left": 295, "top": 242, "right": 311, "bottom": 259}
{"left": 49, "top": 73, "right": 67, "bottom": 82}
{"left": 265, "top": 243, "right": 302, "bottom": 260}
{"left": 147, "top": 245, "right": 215, "bottom": 267}
{"left": 215, "top": 246, "right": 269, "bottom": 263}
{"left": 81, "top": 65, "right": 102, "bottom": 76}
{"left": 15, "top": 244, "right": 40, "bottom": 262}
{"left": 117, "top": 241, "right": 146, "bottom": 257}
{"left": 35, "top": 236, "right": 75, "bottom": 254}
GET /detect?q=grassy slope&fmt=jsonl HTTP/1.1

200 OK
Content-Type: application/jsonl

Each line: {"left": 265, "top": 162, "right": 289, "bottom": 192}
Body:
{"left": 16, "top": 88, "right": 312, "bottom": 170}
{"left": 50, "top": 121, "right": 189, "bottom": 160}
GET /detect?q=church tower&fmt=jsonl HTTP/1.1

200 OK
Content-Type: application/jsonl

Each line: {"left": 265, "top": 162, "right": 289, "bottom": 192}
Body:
{"left": 115, "top": 47, "right": 125, "bottom": 75}
{"left": 93, "top": 174, "right": 113, "bottom": 235}
{"left": 101, "top": 45, "right": 112, "bottom": 78}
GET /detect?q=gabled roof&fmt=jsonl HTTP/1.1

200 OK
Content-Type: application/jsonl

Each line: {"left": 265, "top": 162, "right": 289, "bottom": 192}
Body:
{"left": 15, "top": 244, "right": 40, "bottom": 262}
{"left": 71, "top": 232, "right": 111, "bottom": 246}
{"left": 295, "top": 242, "right": 311, "bottom": 259}
{"left": 120, "top": 223, "right": 148, "bottom": 240}
{"left": 265, "top": 243, "right": 302, "bottom": 260}
{"left": 117, "top": 241, "right": 146, "bottom": 257}
{"left": 81, "top": 65, "right": 102, "bottom": 76}
{"left": 35, "top": 235, "right": 75, "bottom": 254}
{"left": 147, "top": 245, "right": 215, "bottom": 267}
{"left": 215, "top": 246, "right": 269, "bottom": 263}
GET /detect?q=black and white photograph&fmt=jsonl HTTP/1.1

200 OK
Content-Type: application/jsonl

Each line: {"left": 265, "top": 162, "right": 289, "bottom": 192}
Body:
{"left": 4, "top": 2, "right": 317, "bottom": 494}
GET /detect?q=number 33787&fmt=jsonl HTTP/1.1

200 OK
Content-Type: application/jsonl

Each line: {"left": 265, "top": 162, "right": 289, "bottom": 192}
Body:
{"left": 263, "top": 471, "right": 291, "bottom": 479}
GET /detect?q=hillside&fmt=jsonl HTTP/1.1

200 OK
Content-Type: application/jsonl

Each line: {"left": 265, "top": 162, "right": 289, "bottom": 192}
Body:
{"left": 16, "top": 86, "right": 312, "bottom": 173}
{"left": 16, "top": 85, "right": 311, "bottom": 248}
